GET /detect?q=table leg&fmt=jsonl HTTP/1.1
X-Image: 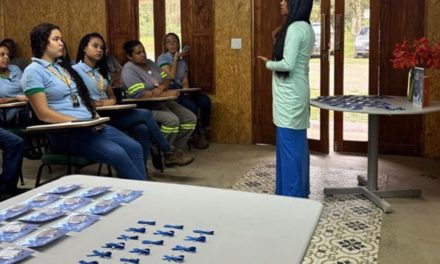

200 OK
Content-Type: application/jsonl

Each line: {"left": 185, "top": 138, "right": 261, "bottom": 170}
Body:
{"left": 324, "top": 114, "right": 421, "bottom": 213}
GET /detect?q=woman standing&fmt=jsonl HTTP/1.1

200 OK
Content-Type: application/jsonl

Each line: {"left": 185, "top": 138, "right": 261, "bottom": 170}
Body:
{"left": 257, "top": 0, "right": 314, "bottom": 198}
{"left": 22, "top": 23, "right": 146, "bottom": 181}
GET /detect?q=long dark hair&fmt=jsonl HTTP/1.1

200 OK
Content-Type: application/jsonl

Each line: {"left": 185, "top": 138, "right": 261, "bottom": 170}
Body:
{"left": 273, "top": 0, "right": 313, "bottom": 78}
{"left": 76, "top": 32, "right": 109, "bottom": 81}
{"left": 30, "top": 23, "right": 96, "bottom": 117}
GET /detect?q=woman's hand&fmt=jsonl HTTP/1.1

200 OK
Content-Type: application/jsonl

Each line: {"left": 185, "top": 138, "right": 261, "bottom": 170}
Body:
{"left": 257, "top": 56, "right": 270, "bottom": 63}
{"left": 152, "top": 85, "right": 166, "bottom": 97}
{"left": 15, "top": 95, "right": 28, "bottom": 102}
{"left": 95, "top": 99, "right": 116, "bottom": 106}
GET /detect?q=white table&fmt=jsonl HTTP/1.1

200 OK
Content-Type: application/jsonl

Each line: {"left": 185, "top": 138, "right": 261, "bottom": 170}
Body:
{"left": 173, "top": 87, "right": 201, "bottom": 93}
{"left": 311, "top": 96, "right": 440, "bottom": 213}
{"left": 26, "top": 117, "right": 110, "bottom": 132}
{"left": 121, "top": 96, "right": 177, "bottom": 104}
{"left": 96, "top": 104, "right": 136, "bottom": 111}
{"left": 1, "top": 175, "right": 323, "bottom": 264}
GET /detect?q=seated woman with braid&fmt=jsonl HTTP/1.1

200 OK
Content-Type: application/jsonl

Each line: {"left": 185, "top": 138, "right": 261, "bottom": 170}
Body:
{"left": 73, "top": 32, "right": 190, "bottom": 168}
{"left": 121, "top": 40, "right": 196, "bottom": 166}
{"left": 22, "top": 23, "right": 146, "bottom": 181}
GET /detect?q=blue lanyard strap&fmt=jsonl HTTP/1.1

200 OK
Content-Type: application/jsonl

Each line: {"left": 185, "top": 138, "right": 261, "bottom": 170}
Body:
{"left": 193, "top": 229, "right": 214, "bottom": 235}
{"left": 172, "top": 245, "right": 197, "bottom": 253}
{"left": 120, "top": 258, "right": 139, "bottom": 264}
{"left": 86, "top": 250, "right": 112, "bottom": 259}
{"left": 163, "top": 255, "right": 185, "bottom": 263}
{"left": 137, "top": 220, "right": 156, "bottom": 225}
{"left": 142, "top": 239, "right": 164, "bottom": 245}
{"left": 102, "top": 242, "right": 125, "bottom": 250}
{"left": 78, "top": 261, "right": 99, "bottom": 264}
{"left": 185, "top": 235, "right": 206, "bottom": 243}
{"left": 164, "top": 224, "right": 184, "bottom": 230}
{"left": 117, "top": 235, "right": 139, "bottom": 241}
{"left": 126, "top": 227, "right": 146, "bottom": 233}
{"left": 129, "top": 248, "right": 151, "bottom": 255}
{"left": 154, "top": 230, "right": 174, "bottom": 237}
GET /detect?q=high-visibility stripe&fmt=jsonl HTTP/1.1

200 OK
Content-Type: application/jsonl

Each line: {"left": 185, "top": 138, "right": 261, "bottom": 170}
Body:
{"left": 126, "top": 83, "right": 145, "bottom": 95}
{"left": 160, "top": 71, "right": 167, "bottom": 79}
{"left": 161, "top": 125, "right": 179, "bottom": 134}
{"left": 180, "top": 123, "right": 196, "bottom": 130}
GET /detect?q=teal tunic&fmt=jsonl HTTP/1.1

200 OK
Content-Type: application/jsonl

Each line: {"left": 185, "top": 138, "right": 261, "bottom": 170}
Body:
{"left": 266, "top": 21, "right": 315, "bottom": 130}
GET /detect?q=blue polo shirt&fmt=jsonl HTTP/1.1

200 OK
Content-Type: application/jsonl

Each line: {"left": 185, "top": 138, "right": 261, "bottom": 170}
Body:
{"left": 73, "top": 61, "right": 109, "bottom": 101}
{"left": 21, "top": 58, "right": 91, "bottom": 119}
{"left": 0, "top": 65, "right": 24, "bottom": 97}
{"left": 157, "top": 52, "right": 187, "bottom": 87}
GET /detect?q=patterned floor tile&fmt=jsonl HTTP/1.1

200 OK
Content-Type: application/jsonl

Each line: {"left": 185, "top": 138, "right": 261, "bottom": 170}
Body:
{"left": 232, "top": 161, "right": 382, "bottom": 264}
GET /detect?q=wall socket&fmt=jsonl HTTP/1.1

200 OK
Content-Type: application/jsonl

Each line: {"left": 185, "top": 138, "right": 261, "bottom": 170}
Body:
{"left": 231, "top": 38, "right": 242, "bottom": 49}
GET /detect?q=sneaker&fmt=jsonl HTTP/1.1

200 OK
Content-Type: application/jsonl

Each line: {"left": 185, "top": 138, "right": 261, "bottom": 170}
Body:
{"left": 164, "top": 150, "right": 194, "bottom": 167}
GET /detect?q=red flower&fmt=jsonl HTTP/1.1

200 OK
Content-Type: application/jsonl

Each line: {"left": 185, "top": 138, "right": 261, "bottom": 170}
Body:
{"left": 391, "top": 37, "right": 440, "bottom": 70}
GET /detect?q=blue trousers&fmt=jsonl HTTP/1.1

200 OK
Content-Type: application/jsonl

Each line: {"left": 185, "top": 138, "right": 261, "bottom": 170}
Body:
{"left": 107, "top": 109, "right": 172, "bottom": 163}
{"left": 275, "top": 127, "right": 310, "bottom": 198}
{"left": 0, "top": 127, "right": 24, "bottom": 192}
{"left": 178, "top": 92, "right": 211, "bottom": 128}
{"left": 49, "top": 125, "right": 146, "bottom": 181}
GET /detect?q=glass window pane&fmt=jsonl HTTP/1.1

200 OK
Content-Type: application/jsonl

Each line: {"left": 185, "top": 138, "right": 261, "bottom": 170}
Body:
{"left": 139, "top": 0, "right": 155, "bottom": 59}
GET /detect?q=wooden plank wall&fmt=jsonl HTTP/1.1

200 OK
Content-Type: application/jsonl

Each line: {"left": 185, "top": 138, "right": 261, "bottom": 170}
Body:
{"left": 212, "top": 0, "right": 252, "bottom": 144}
{"left": 425, "top": 0, "right": 440, "bottom": 158}
{"left": 0, "top": 0, "right": 107, "bottom": 64}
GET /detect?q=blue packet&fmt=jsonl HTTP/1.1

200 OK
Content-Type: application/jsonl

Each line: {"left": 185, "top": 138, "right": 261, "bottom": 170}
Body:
{"left": 19, "top": 208, "right": 66, "bottom": 223}
{"left": 25, "top": 193, "right": 61, "bottom": 208}
{"left": 0, "top": 222, "right": 39, "bottom": 242}
{"left": 0, "top": 246, "right": 34, "bottom": 264}
{"left": 0, "top": 204, "right": 33, "bottom": 221}
{"left": 46, "top": 184, "right": 81, "bottom": 194}
{"left": 17, "top": 227, "right": 67, "bottom": 248}
{"left": 77, "top": 186, "right": 112, "bottom": 197}
{"left": 53, "top": 212, "right": 99, "bottom": 232}
{"left": 56, "top": 196, "right": 93, "bottom": 211}
{"left": 110, "top": 190, "right": 143, "bottom": 203}
{"left": 81, "top": 199, "right": 121, "bottom": 215}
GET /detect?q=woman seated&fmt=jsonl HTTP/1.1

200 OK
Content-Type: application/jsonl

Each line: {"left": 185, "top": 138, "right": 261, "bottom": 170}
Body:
{"left": 158, "top": 33, "right": 212, "bottom": 149}
{"left": 73, "top": 32, "right": 190, "bottom": 167}
{"left": 121, "top": 40, "right": 196, "bottom": 166}
{"left": 22, "top": 23, "right": 146, "bottom": 181}
{"left": 0, "top": 43, "right": 28, "bottom": 124}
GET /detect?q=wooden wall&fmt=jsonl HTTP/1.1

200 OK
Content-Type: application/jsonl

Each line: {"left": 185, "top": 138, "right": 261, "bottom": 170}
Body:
{"left": 211, "top": 0, "right": 252, "bottom": 144}
{"left": 425, "top": 0, "right": 440, "bottom": 158}
{"left": 0, "top": 0, "right": 107, "bottom": 63}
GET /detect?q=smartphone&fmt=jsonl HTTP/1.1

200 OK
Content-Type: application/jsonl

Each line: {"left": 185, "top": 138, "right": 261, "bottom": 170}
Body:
{"left": 181, "top": 45, "right": 190, "bottom": 53}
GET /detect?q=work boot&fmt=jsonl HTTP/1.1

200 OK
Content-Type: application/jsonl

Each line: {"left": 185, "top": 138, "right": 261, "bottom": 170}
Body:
{"left": 191, "top": 128, "right": 209, "bottom": 149}
{"left": 164, "top": 149, "right": 194, "bottom": 167}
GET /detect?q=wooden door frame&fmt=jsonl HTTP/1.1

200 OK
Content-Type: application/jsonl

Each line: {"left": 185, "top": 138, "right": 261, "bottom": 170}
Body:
{"left": 333, "top": 0, "right": 370, "bottom": 153}
{"left": 308, "top": 0, "right": 330, "bottom": 153}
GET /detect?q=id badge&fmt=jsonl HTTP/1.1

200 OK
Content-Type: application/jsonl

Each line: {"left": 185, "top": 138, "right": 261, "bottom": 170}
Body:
{"left": 71, "top": 93, "right": 80, "bottom": 107}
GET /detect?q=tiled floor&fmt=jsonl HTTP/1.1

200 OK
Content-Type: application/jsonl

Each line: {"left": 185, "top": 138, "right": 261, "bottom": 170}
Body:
{"left": 14, "top": 143, "right": 440, "bottom": 263}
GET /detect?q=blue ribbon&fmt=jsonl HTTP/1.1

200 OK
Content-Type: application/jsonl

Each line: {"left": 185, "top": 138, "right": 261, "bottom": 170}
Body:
{"left": 142, "top": 239, "right": 164, "bottom": 245}
{"left": 172, "top": 245, "right": 197, "bottom": 253}
{"left": 129, "top": 248, "right": 151, "bottom": 255}
{"left": 137, "top": 220, "right": 156, "bottom": 225}
{"left": 164, "top": 224, "right": 184, "bottom": 230}
{"left": 87, "top": 250, "right": 112, "bottom": 259}
{"left": 193, "top": 229, "right": 214, "bottom": 235}
{"left": 102, "top": 242, "right": 125, "bottom": 250}
{"left": 162, "top": 255, "right": 185, "bottom": 263}
{"left": 78, "top": 261, "right": 99, "bottom": 264}
{"left": 154, "top": 230, "right": 175, "bottom": 237}
{"left": 126, "top": 227, "right": 146, "bottom": 233}
{"left": 120, "top": 258, "right": 140, "bottom": 264}
{"left": 185, "top": 235, "right": 206, "bottom": 243}
{"left": 117, "top": 235, "right": 139, "bottom": 241}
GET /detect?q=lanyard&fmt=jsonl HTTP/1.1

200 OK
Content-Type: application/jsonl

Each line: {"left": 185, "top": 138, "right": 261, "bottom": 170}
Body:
{"left": 86, "top": 70, "right": 105, "bottom": 97}
{"left": 46, "top": 64, "right": 72, "bottom": 89}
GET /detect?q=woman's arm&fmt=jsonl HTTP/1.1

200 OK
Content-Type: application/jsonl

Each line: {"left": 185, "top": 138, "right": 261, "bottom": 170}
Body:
{"left": 182, "top": 72, "right": 190, "bottom": 88}
{"left": 27, "top": 93, "right": 76, "bottom": 123}
{"left": 266, "top": 24, "right": 303, "bottom": 72}
{"left": 95, "top": 86, "right": 117, "bottom": 106}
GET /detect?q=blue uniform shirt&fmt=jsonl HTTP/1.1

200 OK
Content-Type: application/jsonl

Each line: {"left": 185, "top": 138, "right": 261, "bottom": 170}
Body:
{"left": 0, "top": 65, "right": 24, "bottom": 97}
{"left": 73, "top": 61, "right": 109, "bottom": 101}
{"left": 21, "top": 58, "right": 92, "bottom": 119}
{"left": 157, "top": 52, "right": 187, "bottom": 87}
